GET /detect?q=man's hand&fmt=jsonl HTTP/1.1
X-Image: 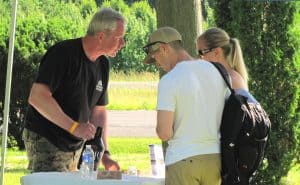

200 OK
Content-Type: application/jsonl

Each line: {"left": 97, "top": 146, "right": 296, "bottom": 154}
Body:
{"left": 101, "top": 153, "right": 120, "bottom": 171}
{"left": 73, "top": 122, "right": 96, "bottom": 140}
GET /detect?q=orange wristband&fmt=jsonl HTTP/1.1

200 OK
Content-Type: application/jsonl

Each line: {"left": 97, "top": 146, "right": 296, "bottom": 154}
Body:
{"left": 69, "top": 121, "right": 79, "bottom": 134}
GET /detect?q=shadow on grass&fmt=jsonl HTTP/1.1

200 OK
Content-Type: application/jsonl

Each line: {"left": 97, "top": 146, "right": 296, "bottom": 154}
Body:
{"left": 5, "top": 168, "right": 29, "bottom": 173}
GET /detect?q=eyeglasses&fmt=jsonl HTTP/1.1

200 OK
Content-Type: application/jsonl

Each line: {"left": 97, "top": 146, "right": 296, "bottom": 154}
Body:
{"left": 143, "top": 41, "right": 166, "bottom": 55}
{"left": 198, "top": 47, "right": 216, "bottom": 57}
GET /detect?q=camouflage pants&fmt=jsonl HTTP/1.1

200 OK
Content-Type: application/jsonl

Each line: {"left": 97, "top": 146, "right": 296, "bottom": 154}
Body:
{"left": 22, "top": 128, "right": 83, "bottom": 172}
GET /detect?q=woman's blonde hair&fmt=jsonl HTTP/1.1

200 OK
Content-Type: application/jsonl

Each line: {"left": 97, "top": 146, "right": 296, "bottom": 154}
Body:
{"left": 197, "top": 27, "right": 248, "bottom": 84}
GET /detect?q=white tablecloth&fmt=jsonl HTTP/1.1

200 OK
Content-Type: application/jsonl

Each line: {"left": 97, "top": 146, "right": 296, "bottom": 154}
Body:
{"left": 21, "top": 172, "right": 164, "bottom": 185}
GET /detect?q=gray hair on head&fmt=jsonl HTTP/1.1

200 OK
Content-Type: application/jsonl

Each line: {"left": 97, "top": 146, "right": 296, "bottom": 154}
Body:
{"left": 87, "top": 7, "right": 126, "bottom": 36}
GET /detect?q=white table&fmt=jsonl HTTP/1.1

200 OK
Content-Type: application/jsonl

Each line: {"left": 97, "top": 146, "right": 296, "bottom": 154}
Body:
{"left": 21, "top": 172, "right": 164, "bottom": 185}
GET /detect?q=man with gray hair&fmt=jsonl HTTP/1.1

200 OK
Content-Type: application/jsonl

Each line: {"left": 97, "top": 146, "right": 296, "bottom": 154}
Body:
{"left": 23, "top": 7, "right": 125, "bottom": 172}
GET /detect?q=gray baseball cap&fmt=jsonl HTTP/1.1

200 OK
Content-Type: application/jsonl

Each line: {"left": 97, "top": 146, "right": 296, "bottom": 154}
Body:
{"left": 143, "top": 27, "right": 182, "bottom": 64}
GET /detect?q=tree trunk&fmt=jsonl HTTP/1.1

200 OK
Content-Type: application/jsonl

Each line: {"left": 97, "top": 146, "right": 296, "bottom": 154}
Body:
{"left": 155, "top": 0, "right": 202, "bottom": 156}
{"left": 155, "top": 0, "right": 202, "bottom": 56}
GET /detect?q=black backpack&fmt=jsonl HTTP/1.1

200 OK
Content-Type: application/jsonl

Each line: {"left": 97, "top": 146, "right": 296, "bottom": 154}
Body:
{"left": 211, "top": 62, "right": 271, "bottom": 185}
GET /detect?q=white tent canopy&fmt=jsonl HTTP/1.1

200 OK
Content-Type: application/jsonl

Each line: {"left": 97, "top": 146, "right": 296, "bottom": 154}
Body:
{"left": 1, "top": 1, "right": 18, "bottom": 185}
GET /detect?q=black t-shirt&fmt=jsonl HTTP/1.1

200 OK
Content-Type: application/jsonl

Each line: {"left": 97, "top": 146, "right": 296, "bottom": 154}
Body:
{"left": 25, "top": 38, "right": 109, "bottom": 152}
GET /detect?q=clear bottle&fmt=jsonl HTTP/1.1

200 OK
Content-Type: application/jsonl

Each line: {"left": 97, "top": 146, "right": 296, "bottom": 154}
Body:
{"left": 80, "top": 145, "right": 95, "bottom": 180}
{"left": 149, "top": 144, "right": 165, "bottom": 177}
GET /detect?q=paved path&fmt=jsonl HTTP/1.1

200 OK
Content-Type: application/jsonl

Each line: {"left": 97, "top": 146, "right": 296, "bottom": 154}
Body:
{"left": 107, "top": 110, "right": 157, "bottom": 137}
{"left": 107, "top": 82, "right": 158, "bottom": 137}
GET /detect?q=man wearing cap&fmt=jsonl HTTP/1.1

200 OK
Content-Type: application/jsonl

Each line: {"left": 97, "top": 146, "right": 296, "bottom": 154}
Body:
{"left": 143, "top": 27, "right": 228, "bottom": 185}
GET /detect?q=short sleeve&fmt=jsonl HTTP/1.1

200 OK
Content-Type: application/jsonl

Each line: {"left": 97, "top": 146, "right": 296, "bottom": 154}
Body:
{"left": 156, "top": 76, "right": 176, "bottom": 112}
{"left": 96, "top": 91, "right": 108, "bottom": 106}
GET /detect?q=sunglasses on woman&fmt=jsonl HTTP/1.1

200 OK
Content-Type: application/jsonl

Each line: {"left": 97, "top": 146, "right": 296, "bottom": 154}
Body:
{"left": 198, "top": 47, "right": 216, "bottom": 57}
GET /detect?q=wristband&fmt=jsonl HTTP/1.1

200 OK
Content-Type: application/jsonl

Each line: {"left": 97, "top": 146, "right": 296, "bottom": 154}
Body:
{"left": 103, "top": 150, "right": 111, "bottom": 156}
{"left": 69, "top": 121, "right": 79, "bottom": 134}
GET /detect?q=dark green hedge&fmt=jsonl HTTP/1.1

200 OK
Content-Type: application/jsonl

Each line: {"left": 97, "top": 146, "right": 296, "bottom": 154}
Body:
{"left": 213, "top": 1, "right": 300, "bottom": 184}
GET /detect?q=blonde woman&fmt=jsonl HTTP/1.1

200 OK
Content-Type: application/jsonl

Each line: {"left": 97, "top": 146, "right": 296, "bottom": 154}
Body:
{"left": 197, "top": 28, "right": 258, "bottom": 185}
{"left": 197, "top": 27, "right": 248, "bottom": 91}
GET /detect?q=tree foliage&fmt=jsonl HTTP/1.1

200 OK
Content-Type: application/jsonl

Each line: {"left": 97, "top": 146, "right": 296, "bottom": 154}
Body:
{"left": 213, "top": 1, "right": 300, "bottom": 184}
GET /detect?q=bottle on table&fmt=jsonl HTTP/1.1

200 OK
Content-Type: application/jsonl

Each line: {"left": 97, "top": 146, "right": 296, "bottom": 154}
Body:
{"left": 149, "top": 144, "right": 165, "bottom": 177}
{"left": 80, "top": 145, "right": 95, "bottom": 180}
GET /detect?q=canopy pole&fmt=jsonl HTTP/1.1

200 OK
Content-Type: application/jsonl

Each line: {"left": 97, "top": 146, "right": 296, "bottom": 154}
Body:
{"left": 1, "top": 0, "right": 18, "bottom": 184}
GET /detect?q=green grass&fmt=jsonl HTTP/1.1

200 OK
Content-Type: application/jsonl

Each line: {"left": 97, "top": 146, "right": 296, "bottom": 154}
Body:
{"left": 107, "top": 88, "right": 157, "bottom": 110}
{"left": 107, "top": 71, "right": 158, "bottom": 110}
{"left": 2, "top": 138, "right": 300, "bottom": 185}
{"left": 2, "top": 137, "right": 161, "bottom": 185}
{"left": 110, "top": 71, "right": 159, "bottom": 82}
{"left": 107, "top": 137, "right": 161, "bottom": 175}
{"left": 3, "top": 149, "right": 29, "bottom": 185}
{"left": 280, "top": 163, "right": 300, "bottom": 185}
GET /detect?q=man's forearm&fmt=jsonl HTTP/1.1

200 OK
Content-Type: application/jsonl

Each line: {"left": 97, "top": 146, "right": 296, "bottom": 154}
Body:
{"left": 90, "top": 106, "right": 108, "bottom": 150}
{"left": 29, "top": 83, "right": 74, "bottom": 132}
{"left": 29, "top": 83, "right": 96, "bottom": 140}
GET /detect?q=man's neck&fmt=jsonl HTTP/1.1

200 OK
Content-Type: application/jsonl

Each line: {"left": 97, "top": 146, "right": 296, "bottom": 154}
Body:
{"left": 168, "top": 50, "right": 194, "bottom": 71}
{"left": 176, "top": 50, "right": 194, "bottom": 64}
{"left": 82, "top": 36, "right": 103, "bottom": 62}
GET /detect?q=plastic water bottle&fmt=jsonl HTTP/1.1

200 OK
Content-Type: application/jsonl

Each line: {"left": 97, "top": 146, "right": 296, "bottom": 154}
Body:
{"left": 149, "top": 144, "right": 165, "bottom": 177}
{"left": 80, "top": 145, "right": 95, "bottom": 180}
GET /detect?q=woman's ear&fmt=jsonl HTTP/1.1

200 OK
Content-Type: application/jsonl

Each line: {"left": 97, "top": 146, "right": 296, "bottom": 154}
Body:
{"left": 214, "top": 47, "right": 222, "bottom": 57}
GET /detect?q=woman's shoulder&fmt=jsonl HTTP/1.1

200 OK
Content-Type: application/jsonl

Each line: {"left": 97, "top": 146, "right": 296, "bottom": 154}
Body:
{"left": 229, "top": 69, "right": 248, "bottom": 90}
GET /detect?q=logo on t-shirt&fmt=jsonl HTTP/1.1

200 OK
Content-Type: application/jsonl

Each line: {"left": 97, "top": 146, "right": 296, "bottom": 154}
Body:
{"left": 96, "top": 80, "right": 103, "bottom": 92}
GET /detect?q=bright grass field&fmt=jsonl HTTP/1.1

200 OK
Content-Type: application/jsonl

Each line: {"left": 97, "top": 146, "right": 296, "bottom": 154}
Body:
{"left": 107, "top": 71, "right": 159, "bottom": 110}
{"left": 2, "top": 138, "right": 161, "bottom": 185}
{"left": 109, "top": 71, "right": 159, "bottom": 82}
{"left": 2, "top": 139, "right": 300, "bottom": 185}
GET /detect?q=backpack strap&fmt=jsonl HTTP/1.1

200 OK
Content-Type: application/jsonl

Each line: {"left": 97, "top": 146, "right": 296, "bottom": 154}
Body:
{"left": 210, "top": 62, "right": 235, "bottom": 94}
{"left": 211, "top": 61, "right": 245, "bottom": 183}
